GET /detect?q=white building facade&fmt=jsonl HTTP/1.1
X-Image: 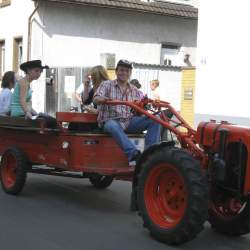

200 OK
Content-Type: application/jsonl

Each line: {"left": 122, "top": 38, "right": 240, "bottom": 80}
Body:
{"left": 0, "top": 0, "right": 198, "bottom": 112}
{"left": 195, "top": 0, "right": 250, "bottom": 126}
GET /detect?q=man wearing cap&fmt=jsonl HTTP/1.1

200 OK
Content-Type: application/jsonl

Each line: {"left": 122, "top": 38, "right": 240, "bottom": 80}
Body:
{"left": 94, "top": 59, "right": 161, "bottom": 166}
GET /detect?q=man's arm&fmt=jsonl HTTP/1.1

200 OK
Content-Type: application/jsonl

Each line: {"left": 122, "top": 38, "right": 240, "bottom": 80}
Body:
{"left": 93, "top": 95, "right": 110, "bottom": 104}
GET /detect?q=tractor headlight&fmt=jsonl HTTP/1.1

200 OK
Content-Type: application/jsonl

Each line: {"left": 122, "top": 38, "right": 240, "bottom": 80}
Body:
{"left": 62, "top": 141, "right": 69, "bottom": 149}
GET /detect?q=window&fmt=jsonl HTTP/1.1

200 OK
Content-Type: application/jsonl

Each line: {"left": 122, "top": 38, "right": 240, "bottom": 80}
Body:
{"left": 0, "top": 40, "right": 5, "bottom": 79}
{"left": 100, "top": 53, "right": 116, "bottom": 69}
{"left": 13, "top": 37, "right": 23, "bottom": 73}
{"left": 161, "top": 43, "right": 180, "bottom": 66}
{"left": 0, "top": 0, "right": 11, "bottom": 7}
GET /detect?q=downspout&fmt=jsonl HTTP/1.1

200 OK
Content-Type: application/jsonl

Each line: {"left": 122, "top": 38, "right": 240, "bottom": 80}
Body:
{"left": 27, "top": 1, "right": 40, "bottom": 61}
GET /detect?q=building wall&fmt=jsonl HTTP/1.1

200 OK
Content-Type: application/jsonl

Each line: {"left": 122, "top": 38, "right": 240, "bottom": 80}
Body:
{"left": 195, "top": 1, "right": 250, "bottom": 127}
{"left": 0, "top": 0, "right": 197, "bottom": 112}
{"left": 29, "top": 1, "right": 197, "bottom": 112}
{"left": 0, "top": 0, "right": 198, "bottom": 70}
{"left": 32, "top": 1, "right": 197, "bottom": 67}
{"left": 132, "top": 67, "right": 182, "bottom": 110}
{"left": 0, "top": 0, "right": 34, "bottom": 71}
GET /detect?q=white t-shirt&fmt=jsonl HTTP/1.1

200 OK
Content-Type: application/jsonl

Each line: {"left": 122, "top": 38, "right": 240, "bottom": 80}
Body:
{"left": 152, "top": 87, "right": 161, "bottom": 100}
{"left": 0, "top": 88, "right": 12, "bottom": 115}
{"left": 76, "top": 84, "right": 84, "bottom": 94}
{"left": 148, "top": 87, "right": 161, "bottom": 100}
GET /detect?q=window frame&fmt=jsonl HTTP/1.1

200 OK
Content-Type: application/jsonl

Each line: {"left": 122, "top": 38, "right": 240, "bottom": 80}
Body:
{"left": 0, "top": 40, "right": 5, "bottom": 79}
{"left": 160, "top": 43, "right": 181, "bottom": 66}
{"left": 13, "top": 37, "right": 23, "bottom": 73}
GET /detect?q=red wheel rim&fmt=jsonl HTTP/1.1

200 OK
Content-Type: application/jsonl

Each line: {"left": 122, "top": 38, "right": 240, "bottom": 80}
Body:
{"left": 1, "top": 152, "right": 17, "bottom": 188}
{"left": 211, "top": 196, "right": 246, "bottom": 220}
{"left": 144, "top": 163, "right": 187, "bottom": 228}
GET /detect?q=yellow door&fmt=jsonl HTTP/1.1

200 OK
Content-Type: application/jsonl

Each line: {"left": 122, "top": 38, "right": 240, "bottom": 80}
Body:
{"left": 180, "top": 67, "right": 196, "bottom": 128}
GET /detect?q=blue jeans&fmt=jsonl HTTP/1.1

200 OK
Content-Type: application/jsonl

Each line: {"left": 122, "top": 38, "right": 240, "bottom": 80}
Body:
{"left": 103, "top": 116, "right": 161, "bottom": 161}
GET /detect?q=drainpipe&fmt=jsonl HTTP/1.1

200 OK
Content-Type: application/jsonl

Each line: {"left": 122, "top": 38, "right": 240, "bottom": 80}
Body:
{"left": 27, "top": 1, "right": 39, "bottom": 61}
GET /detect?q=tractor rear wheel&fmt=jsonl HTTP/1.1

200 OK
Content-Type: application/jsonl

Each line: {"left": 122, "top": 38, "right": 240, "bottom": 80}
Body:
{"left": 0, "top": 147, "right": 28, "bottom": 195}
{"left": 137, "top": 147, "right": 208, "bottom": 245}
{"left": 209, "top": 189, "right": 250, "bottom": 235}
{"left": 89, "top": 174, "right": 113, "bottom": 189}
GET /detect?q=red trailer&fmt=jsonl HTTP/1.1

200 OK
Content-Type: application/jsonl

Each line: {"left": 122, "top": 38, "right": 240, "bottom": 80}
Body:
{"left": 1, "top": 98, "right": 250, "bottom": 245}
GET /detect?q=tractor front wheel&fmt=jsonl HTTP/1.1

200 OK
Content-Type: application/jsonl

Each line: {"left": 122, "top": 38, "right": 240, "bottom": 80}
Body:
{"left": 137, "top": 147, "right": 208, "bottom": 245}
{"left": 0, "top": 147, "right": 28, "bottom": 195}
{"left": 89, "top": 174, "right": 113, "bottom": 189}
{"left": 209, "top": 189, "right": 250, "bottom": 235}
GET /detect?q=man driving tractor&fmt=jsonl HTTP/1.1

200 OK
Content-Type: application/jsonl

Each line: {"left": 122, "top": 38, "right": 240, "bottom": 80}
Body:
{"left": 93, "top": 59, "right": 161, "bottom": 166}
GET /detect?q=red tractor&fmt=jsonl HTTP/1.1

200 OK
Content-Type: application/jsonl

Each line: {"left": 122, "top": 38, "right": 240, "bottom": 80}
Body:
{"left": 0, "top": 98, "right": 250, "bottom": 245}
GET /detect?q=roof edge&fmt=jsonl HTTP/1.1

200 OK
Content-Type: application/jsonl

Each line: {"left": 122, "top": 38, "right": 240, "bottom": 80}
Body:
{"left": 36, "top": 0, "right": 198, "bottom": 19}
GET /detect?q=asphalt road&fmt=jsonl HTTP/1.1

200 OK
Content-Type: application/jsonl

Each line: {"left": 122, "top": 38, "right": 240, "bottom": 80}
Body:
{"left": 0, "top": 174, "right": 250, "bottom": 250}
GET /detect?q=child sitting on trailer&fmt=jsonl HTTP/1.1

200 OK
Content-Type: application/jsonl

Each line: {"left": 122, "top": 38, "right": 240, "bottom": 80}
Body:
{"left": 0, "top": 71, "right": 15, "bottom": 116}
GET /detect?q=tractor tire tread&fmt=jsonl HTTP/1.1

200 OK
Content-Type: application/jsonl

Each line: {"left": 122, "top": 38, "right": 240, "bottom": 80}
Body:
{"left": 89, "top": 175, "right": 113, "bottom": 189}
{"left": 0, "top": 147, "right": 28, "bottom": 195}
{"left": 137, "top": 146, "right": 208, "bottom": 245}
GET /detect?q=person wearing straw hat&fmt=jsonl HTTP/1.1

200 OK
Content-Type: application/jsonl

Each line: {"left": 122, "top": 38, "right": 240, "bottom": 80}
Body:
{"left": 10, "top": 60, "right": 49, "bottom": 119}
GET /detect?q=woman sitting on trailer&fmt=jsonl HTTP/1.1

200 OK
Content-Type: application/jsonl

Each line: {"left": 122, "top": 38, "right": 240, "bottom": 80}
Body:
{"left": 10, "top": 60, "right": 48, "bottom": 118}
{"left": 80, "top": 65, "right": 110, "bottom": 113}
{"left": 69, "top": 66, "right": 109, "bottom": 132}
{"left": 0, "top": 71, "right": 16, "bottom": 116}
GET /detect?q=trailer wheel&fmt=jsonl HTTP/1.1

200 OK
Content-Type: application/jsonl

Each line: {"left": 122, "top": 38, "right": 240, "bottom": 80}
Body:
{"left": 209, "top": 189, "right": 250, "bottom": 236}
{"left": 137, "top": 147, "right": 208, "bottom": 245}
{"left": 0, "top": 147, "right": 28, "bottom": 195}
{"left": 89, "top": 174, "right": 113, "bottom": 189}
